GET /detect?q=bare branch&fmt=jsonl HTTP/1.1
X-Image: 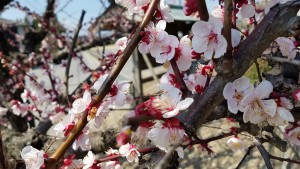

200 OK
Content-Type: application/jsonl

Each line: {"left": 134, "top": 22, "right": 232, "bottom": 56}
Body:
{"left": 64, "top": 10, "right": 86, "bottom": 104}
{"left": 0, "top": 0, "right": 13, "bottom": 11}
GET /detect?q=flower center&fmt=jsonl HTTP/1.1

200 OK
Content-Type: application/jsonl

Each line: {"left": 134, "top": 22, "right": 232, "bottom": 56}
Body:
{"left": 234, "top": 92, "right": 243, "bottom": 103}
{"left": 208, "top": 32, "right": 218, "bottom": 43}
{"left": 250, "top": 98, "right": 265, "bottom": 116}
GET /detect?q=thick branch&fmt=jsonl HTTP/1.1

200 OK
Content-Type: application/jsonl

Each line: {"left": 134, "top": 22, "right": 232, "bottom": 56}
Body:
{"left": 45, "top": 0, "right": 160, "bottom": 168}
{"left": 177, "top": 1, "right": 300, "bottom": 132}
{"left": 196, "top": 0, "right": 209, "bottom": 21}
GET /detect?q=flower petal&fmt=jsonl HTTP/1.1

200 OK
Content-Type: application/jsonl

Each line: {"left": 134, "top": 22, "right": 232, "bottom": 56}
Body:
{"left": 176, "top": 98, "right": 194, "bottom": 110}
{"left": 254, "top": 80, "right": 273, "bottom": 99}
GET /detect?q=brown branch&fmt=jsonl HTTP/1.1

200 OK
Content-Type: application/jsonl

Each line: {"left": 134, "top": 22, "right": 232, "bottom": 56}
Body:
{"left": 196, "top": 0, "right": 209, "bottom": 21}
{"left": 45, "top": 0, "right": 160, "bottom": 168}
{"left": 170, "top": 59, "right": 190, "bottom": 98}
{"left": 222, "top": 0, "right": 234, "bottom": 73}
{"left": 64, "top": 10, "right": 86, "bottom": 104}
{"left": 269, "top": 154, "right": 300, "bottom": 165}
{"left": 177, "top": 0, "right": 300, "bottom": 133}
{"left": 254, "top": 59, "right": 262, "bottom": 82}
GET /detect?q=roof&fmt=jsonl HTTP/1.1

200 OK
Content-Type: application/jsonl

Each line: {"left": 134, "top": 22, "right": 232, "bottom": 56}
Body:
{"left": 169, "top": 5, "right": 198, "bottom": 22}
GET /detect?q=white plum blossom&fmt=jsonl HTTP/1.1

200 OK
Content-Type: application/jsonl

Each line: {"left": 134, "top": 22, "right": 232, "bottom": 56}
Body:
{"left": 240, "top": 4, "right": 255, "bottom": 18}
{"left": 89, "top": 100, "right": 111, "bottom": 128}
{"left": 156, "top": 84, "right": 194, "bottom": 118}
{"left": 138, "top": 20, "right": 167, "bottom": 55}
{"left": 115, "top": 0, "right": 150, "bottom": 14}
{"left": 275, "top": 37, "right": 297, "bottom": 60}
{"left": 21, "top": 146, "right": 45, "bottom": 169}
{"left": 211, "top": 5, "right": 224, "bottom": 22}
{"left": 119, "top": 143, "right": 141, "bottom": 163}
{"left": 70, "top": 90, "right": 91, "bottom": 114}
{"left": 150, "top": 35, "right": 179, "bottom": 63}
{"left": 191, "top": 16, "right": 227, "bottom": 60}
{"left": 115, "top": 37, "right": 128, "bottom": 51}
{"left": 239, "top": 80, "right": 277, "bottom": 124}
{"left": 72, "top": 127, "right": 91, "bottom": 151}
{"left": 176, "top": 35, "right": 193, "bottom": 71}
{"left": 82, "top": 151, "right": 96, "bottom": 169}
{"left": 223, "top": 77, "right": 254, "bottom": 114}
{"left": 156, "top": 0, "right": 174, "bottom": 22}
{"left": 267, "top": 97, "right": 294, "bottom": 126}
{"left": 0, "top": 107, "right": 8, "bottom": 116}
{"left": 11, "top": 101, "right": 29, "bottom": 117}
{"left": 148, "top": 119, "right": 186, "bottom": 152}
{"left": 226, "top": 137, "right": 245, "bottom": 151}
{"left": 111, "top": 82, "right": 134, "bottom": 107}
{"left": 284, "top": 122, "right": 300, "bottom": 145}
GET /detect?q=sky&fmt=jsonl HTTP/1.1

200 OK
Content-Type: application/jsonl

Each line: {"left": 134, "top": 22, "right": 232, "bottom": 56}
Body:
{"left": 0, "top": 0, "right": 217, "bottom": 34}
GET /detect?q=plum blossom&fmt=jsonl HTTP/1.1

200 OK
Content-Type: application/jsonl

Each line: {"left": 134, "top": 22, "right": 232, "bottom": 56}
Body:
{"left": 115, "top": 37, "right": 128, "bottom": 51}
{"left": 284, "top": 122, "right": 300, "bottom": 145}
{"left": 226, "top": 137, "right": 245, "bottom": 151}
{"left": 82, "top": 151, "right": 97, "bottom": 169}
{"left": 88, "top": 100, "right": 111, "bottom": 128}
{"left": 156, "top": 0, "right": 174, "bottom": 23}
{"left": 138, "top": 20, "right": 167, "bottom": 55}
{"left": 153, "top": 84, "right": 193, "bottom": 118}
{"left": 73, "top": 127, "right": 91, "bottom": 151}
{"left": 211, "top": 5, "right": 224, "bottom": 22}
{"left": 119, "top": 143, "right": 141, "bottom": 163}
{"left": 150, "top": 35, "right": 179, "bottom": 63}
{"left": 239, "top": 80, "right": 277, "bottom": 124}
{"left": 110, "top": 82, "right": 133, "bottom": 107}
{"left": 61, "top": 155, "right": 83, "bottom": 169}
{"left": 70, "top": 90, "right": 91, "bottom": 114}
{"left": 275, "top": 37, "right": 297, "bottom": 60}
{"left": 148, "top": 118, "right": 186, "bottom": 152}
{"left": 191, "top": 17, "right": 227, "bottom": 60}
{"left": 267, "top": 97, "right": 294, "bottom": 126}
{"left": 21, "top": 146, "right": 45, "bottom": 169}
{"left": 223, "top": 77, "right": 254, "bottom": 114}
{"left": 240, "top": 4, "right": 255, "bottom": 18}
{"left": 0, "top": 107, "right": 8, "bottom": 116}
{"left": 11, "top": 101, "right": 29, "bottom": 117}
{"left": 293, "top": 89, "right": 300, "bottom": 102}
{"left": 175, "top": 35, "right": 193, "bottom": 71}
{"left": 131, "top": 121, "right": 154, "bottom": 145}
{"left": 115, "top": 0, "right": 150, "bottom": 14}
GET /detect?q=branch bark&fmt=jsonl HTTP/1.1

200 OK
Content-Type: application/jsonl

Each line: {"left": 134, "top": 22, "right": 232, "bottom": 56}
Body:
{"left": 177, "top": 1, "right": 300, "bottom": 133}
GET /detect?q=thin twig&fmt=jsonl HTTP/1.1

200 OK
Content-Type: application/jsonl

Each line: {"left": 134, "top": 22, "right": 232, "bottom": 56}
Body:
{"left": 170, "top": 59, "right": 190, "bottom": 98}
{"left": 263, "top": 54, "right": 300, "bottom": 66}
{"left": 269, "top": 154, "right": 300, "bottom": 165}
{"left": 254, "top": 59, "right": 262, "bottom": 82}
{"left": 46, "top": 1, "right": 160, "bottom": 168}
{"left": 64, "top": 10, "right": 86, "bottom": 105}
{"left": 235, "top": 145, "right": 255, "bottom": 169}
